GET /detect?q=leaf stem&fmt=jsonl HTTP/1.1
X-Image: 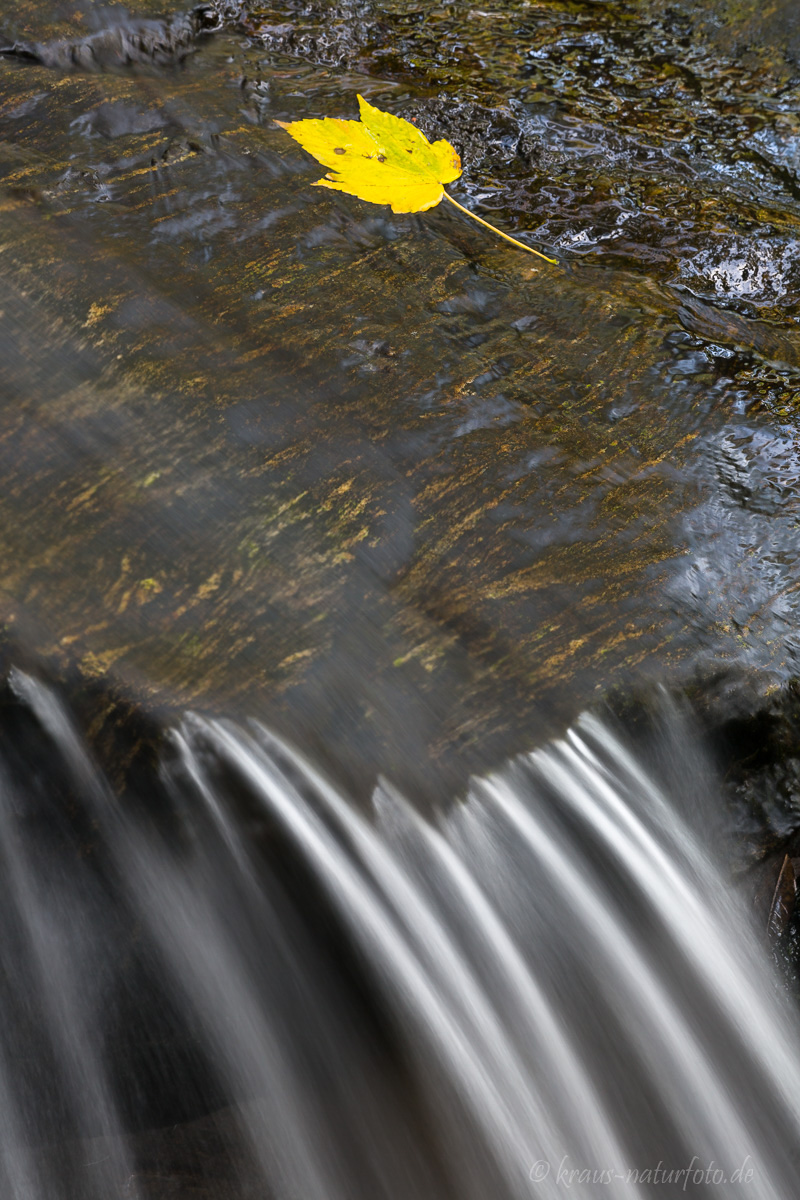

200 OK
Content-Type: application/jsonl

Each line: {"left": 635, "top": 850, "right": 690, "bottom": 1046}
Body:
{"left": 442, "top": 191, "right": 557, "bottom": 264}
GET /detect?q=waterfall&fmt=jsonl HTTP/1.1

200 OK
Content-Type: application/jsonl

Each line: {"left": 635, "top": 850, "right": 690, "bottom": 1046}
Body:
{"left": 0, "top": 670, "right": 797, "bottom": 1198}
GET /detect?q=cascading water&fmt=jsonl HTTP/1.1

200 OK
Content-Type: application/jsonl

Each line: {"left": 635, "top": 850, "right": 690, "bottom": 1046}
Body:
{"left": 0, "top": 669, "right": 798, "bottom": 1198}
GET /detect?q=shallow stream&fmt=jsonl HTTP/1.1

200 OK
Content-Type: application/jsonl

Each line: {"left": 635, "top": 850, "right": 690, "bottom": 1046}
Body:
{"left": 0, "top": 0, "right": 800, "bottom": 1194}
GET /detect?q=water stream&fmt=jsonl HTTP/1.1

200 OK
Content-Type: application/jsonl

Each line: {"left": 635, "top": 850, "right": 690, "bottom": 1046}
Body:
{"left": 0, "top": 671, "right": 797, "bottom": 1197}
{"left": 2, "top": 0, "right": 800, "bottom": 1194}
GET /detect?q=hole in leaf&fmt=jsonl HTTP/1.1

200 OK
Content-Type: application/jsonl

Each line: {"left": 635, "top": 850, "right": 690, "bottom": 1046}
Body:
{"left": 334, "top": 147, "right": 346, "bottom": 155}
{"left": 377, "top": 155, "right": 386, "bottom": 162}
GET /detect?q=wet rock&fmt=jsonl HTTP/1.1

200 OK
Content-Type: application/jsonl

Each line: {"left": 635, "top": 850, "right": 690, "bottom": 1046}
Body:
{"left": 655, "top": 0, "right": 800, "bottom": 79}
{"left": 766, "top": 854, "right": 797, "bottom": 941}
{"left": 404, "top": 99, "right": 526, "bottom": 178}
{"left": 0, "top": 4, "right": 225, "bottom": 71}
{"left": 0, "top": 0, "right": 799, "bottom": 803}
{"left": 679, "top": 236, "right": 800, "bottom": 320}
{"left": 715, "top": 680, "right": 800, "bottom": 864}
{"left": 244, "top": 0, "right": 383, "bottom": 72}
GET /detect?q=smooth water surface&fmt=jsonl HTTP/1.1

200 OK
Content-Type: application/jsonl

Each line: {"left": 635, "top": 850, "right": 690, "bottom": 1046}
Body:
{"left": 0, "top": 0, "right": 798, "bottom": 794}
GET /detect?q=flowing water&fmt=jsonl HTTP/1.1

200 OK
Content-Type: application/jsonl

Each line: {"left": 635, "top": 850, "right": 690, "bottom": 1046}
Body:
{"left": 0, "top": 669, "right": 798, "bottom": 1198}
{"left": 1, "top": 0, "right": 800, "bottom": 797}
{"left": 2, "top": 0, "right": 800, "bottom": 1195}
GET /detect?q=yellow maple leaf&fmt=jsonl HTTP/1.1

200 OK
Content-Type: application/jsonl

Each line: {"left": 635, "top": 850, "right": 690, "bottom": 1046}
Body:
{"left": 277, "top": 95, "right": 556, "bottom": 264}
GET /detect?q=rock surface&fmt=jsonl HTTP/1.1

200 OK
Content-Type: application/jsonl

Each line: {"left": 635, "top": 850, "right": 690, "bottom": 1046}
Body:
{"left": 0, "top": 0, "right": 797, "bottom": 808}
